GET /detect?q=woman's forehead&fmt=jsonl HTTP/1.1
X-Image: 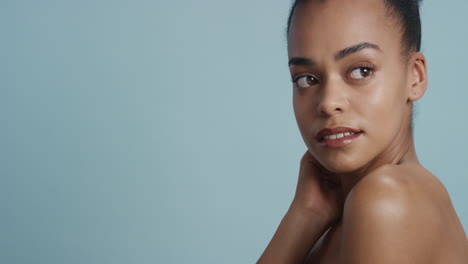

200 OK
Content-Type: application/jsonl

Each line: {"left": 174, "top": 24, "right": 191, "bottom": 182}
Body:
{"left": 287, "top": 0, "right": 401, "bottom": 58}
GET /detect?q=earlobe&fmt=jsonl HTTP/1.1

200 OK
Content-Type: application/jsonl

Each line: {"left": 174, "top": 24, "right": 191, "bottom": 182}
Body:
{"left": 408, "top": 52, "right": 428, "bottom": 102}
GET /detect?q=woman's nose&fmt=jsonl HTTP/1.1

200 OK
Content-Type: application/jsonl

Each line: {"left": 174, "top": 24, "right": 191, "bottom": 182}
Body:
{"left": 316, "top": 81, "right": 347, "bottom": 116}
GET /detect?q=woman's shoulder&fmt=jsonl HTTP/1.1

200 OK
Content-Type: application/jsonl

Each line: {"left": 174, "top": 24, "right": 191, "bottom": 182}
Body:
{"left": 343, "top": 163, "right": 468, "bottom": 262}
{"left": 344, "top": 162, "right": 450, "bottom": 234}
{"left": 349, "top": 163, "right": 447, "bottom": 204}
{"left": 344, "top": 163, "right": 442, "bottom": 223}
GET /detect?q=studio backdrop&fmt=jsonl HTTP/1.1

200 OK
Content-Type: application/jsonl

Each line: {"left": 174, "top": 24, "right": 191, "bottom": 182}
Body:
{"left": 3, "top": 0, "right": 468, "bottom": 263}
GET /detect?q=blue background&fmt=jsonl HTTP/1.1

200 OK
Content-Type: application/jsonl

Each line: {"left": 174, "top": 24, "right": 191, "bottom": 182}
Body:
{"left": 2, "top": 0, "right": 467, "bottom": 263}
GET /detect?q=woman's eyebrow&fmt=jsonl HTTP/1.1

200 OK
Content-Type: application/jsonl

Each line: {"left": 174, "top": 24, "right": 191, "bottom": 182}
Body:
{"left": 288, "top": 57, "right": 315, "bottom": 66}
{"left": 335, "top": 42, "right": 382, "bottom": 60}
{"left": 288, "top": 42, "right": 382, "bottom": 67}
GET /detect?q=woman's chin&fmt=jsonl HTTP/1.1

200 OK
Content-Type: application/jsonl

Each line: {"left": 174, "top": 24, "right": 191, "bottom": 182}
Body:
{"left": 319, "top": 158, "right": 367, "bottom": 175}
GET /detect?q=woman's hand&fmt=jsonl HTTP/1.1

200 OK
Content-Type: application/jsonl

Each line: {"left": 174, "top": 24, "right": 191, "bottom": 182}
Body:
{"left": 257, "top": 149, "right": 344, "bottom": 263}
{"left": 291, "top": 149, "right": 344, "bottom": 227}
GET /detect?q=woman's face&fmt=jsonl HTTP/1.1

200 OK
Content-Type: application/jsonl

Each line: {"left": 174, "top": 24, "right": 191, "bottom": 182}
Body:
{"left": 288, "top": 0, "right": 422, "bottom": 174}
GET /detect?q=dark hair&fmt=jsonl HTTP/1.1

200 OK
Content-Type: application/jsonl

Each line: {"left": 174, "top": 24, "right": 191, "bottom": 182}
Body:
{"left": 286, "top": 0, "right": 422, "bottom": 53}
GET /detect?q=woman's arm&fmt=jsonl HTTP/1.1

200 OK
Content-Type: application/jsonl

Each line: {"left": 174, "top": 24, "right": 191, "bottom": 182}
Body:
{"left": 257, "top": 204, "right": 330, "bottom": 264}
{"left": 257, "top": 150, "right": 344, "bottom": 263}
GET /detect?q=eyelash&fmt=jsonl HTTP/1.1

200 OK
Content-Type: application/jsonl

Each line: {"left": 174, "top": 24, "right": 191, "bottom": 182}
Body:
{"left": 291, "top": 74, "right": 318, "bottom": 87}
{"left": 291, "top": 64, "right": 375, "bottom": 88}
{"left": 348, "top": 64, "right": 375, "bottom": 80}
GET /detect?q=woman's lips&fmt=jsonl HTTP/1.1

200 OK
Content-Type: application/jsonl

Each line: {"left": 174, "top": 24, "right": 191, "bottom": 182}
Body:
{"left": 315, "top": 127, "right": 362, "bottom": 148}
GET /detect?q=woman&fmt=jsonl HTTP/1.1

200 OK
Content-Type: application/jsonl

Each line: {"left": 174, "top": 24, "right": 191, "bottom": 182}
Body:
{"left": 257, "top": 0, "right": 468, "bottom": 263}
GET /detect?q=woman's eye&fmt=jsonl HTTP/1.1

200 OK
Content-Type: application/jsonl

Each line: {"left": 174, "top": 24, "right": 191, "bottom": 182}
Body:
{"left": 293, "top": 76, "right": 318, "bottom": 88}
{"left": 349, "top": 66, "right": 374, "bottom": 80}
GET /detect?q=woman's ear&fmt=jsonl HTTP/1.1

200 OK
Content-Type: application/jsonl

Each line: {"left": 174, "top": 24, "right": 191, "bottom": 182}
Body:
{"left": 407, "top": 52, "right": 428, "bottom": 102}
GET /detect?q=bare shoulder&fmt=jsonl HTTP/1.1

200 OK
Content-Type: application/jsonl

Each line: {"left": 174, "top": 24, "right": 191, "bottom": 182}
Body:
{"left": 350, "top": 163, "right": 445, "bottom": 198}
{"left": 341, "top": 163, "right": 468, "bottom": 263}
{"left": 344, "top": 164, "right": 449, "bottom": 226}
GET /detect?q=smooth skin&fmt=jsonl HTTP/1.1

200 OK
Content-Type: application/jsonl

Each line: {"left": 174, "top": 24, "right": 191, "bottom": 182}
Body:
{"left": 257, "top": 0, "right": 468, "bottom": 263}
